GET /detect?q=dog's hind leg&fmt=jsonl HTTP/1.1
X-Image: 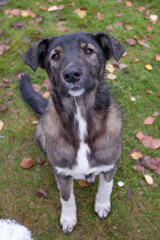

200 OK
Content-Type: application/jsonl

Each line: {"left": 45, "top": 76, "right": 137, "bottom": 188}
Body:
{"left": 54, "top": 174, "right": 77, "bottom": 234}
{"left": 94, "top": 167, "right": 117, "bottom": 219}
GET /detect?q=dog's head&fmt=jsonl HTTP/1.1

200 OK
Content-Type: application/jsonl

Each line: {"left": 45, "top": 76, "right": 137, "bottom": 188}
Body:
{"left": 22, "top": 32, "right": 125, "bottom": 97}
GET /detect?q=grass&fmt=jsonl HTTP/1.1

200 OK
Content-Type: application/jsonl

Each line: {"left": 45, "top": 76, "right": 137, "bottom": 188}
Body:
{"left": 0, "top": 0, "right": 160, "bottom": 239}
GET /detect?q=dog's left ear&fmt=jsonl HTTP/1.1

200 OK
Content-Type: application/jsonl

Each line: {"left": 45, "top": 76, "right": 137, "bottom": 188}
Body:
{"left": 93, "top": 32, "right": 126, "bottom": 61}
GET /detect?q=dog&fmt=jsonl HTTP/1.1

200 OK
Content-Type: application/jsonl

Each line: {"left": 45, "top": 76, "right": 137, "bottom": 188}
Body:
{"left": 20, "top": 32, "right": 125, "bottom": 234}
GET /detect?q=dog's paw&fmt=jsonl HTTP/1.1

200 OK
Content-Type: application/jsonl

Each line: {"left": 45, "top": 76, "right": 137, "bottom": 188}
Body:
{"left": 94, "top": 202, "right": 111, "bottom": 219}
{"left": 85, "top": 174, "right": 96, "bottom": 184}
{"left": 60, "top": 215, "right": 77, "bottom": 234}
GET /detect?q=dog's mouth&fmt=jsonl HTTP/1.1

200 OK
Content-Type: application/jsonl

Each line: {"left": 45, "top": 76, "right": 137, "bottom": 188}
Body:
{"left": 68, "top": 87, "right": 85, "bottom": 97}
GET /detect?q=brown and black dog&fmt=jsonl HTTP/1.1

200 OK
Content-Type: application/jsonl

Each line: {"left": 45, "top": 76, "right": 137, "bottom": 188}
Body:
{"left": 20, "top": 32, "right": 125, "bottom": 233}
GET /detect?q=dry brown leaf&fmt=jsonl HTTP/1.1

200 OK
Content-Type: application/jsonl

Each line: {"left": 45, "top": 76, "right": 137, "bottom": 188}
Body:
{"left": 126, "top": 38, "right": 136, "bottom": 46}
{"left": 143, "top": 116, "right": 155, "bottom": 125}
{"left": 119, "top": 63, "right": 127, "bottom": 70}
{"left": 124, "top": 24, "right": 132, "bottom": 30}
{"left": 42, "top": 78, "right": 50, "bottom": 90}
{"left": 0, "top": 120, "right": 4, "bottom": 131}
{"left": 106, "top": 25, "right": 114, "bottom": 31}
{"left": 144, "top": 174, "right": 153, "bottom": 185}
{"left": 12, "top": 21, "right": 24, "bottom": 30}
{"left": 95, "top": 12, "right": 104, "bottom": 20}
{"left": 11, "top": 107, "right": 19, "bottom": 114}
{"left": 138, "top": 6, "right": 145, "bottom": 12}
{"left": 125, "top": 1, "right": 132, "bottom": 7}
{"left": 40, "top": 6, "right": 48, "bottom": 11}
{"left": 32, "top": 120, "right": 38, "bottom": 125}
{"left": 136, "top": 131, "right": 144, "bottom": 141}
{"left": 147, "top": 90, "right": 152, "bottom": 94}
{"left": 141, "top": 135, "right": 153, "bottom": 148}
{"left": 146, "top": 25, "right": 153, "bottom": 32}
{"left": 115, "top": 22, "right": 122, "bottom": 27}
{"left": 137, "top": 39, "right": 145, "bottom": 46}
{"left": 35, "top": 189, "right": 48, "bottom": 198}
{"left": 107, "top": 73, "right": 117, "bottom": 80}
{"left": 155, "top": 55, "right": 160, "bottom": 61}
{"left": 0, "top": 45, "right": 10, "bottom": 55}
{"left": 32, "top": 83, "right": 41, "bottom": 92}
{"left": 57, "top": 26, "right": 67, "bottom": 32}
{"left": 43, "top": 91, "right": 50, "bottom": 99}
{"left": 0, "top": 103, "right": 7, "bottom": 112}
{"left": 132, "top": 58, "right": 139, "bottom": 63}
{"left": 140, "top": 155, "right": 159, "bottom": 171}
{"left": 36, "top": 156, "right": 44, "bottom": 165}
{"left": 133, "top": 165, "right": 145, "bottom": 173}
{"left": 78, "top": 180, "right": 90, "bottom": 187}
{"left": 114, "top": 12, "right": 122, "bottom": 17}
{"left": 150, "top": 139, "right": 160, "bottom": 149}
{"left": 20, "top": 157, "right": 34, "bottom": 169}
{"left": 106, "top": 63, "right": 115, "bottom": 73}
{"left": 153, "top": 111, "right": 159, "bottom": 116}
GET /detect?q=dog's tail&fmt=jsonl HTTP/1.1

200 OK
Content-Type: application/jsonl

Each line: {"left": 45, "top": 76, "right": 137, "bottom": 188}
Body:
{"left": 20, "top": 73, "right": 48, "bottom": 115}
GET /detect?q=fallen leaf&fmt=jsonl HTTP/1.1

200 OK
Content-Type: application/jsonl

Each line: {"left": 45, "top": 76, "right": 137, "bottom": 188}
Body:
{"left": 12, "top": 21, "right": 24, "bottom": 30}
{"left": 140, "top": 155, "right": 159, "bottom": 171}
{"left": 153, "top": 111, "right": 159, "bottom": 116}
{"left": 133, "top": 165, "right": 145, "bottom": 173}
{"left": 35, "top": 189, "right": 48, "bottom": 198}
{"left": 144, "top": 174, "right": 153, "bottom": 185}
{"left": 48, "top": 5, "right": 58, "bottom": 11}
{"left": 147, "top": 90, "right": 152, "bottom": 94}
{"left": 130, "top": 147, "right": 143, "bottom": 160}
{"left": 125, "top": 1, "right": 132, "bottom": 7}
{"left": 0, "top": 82, "right": 9, "bottom": 88}
{"left": 114, "top": 12, "right": 121, "bottom": 17}
{"left": 23, "top": 37, "right": 31, "bottom": 44}
{"left": 6, "top": 91, "right": 13, "bottom": 96}
{"left": 5, "top": 8, "right": 21, "bottom": 16}
{"left": 146, "top": 25, "right": 153, "bottom": 32}
{"left": 32, "top": 83, "right": 41, "bottom": 92}
{"left": 11, "top": 107, "right": 19, "bottom": 114}
{"left": 0, "top": 120, "right": 4, "bottom": 131}
{"left": 14, "top": 72, "right": 22, "bottom": 79}
{"left": 28, "top": 20, "right": 35, "bottom": 25}
{"left": 143, "top": 116, "right": 155, "bottom": 125}
{"left": 136, "top": 131, "right": 144, "bottom": 141}
{"left": 40, "top": 6, "right": 48, "bottom": 11}
{"left": 106, "top": 25, "right": 114, "bottom": 31}
{"left": 150, "top": 139, "right": 160, "bottom": 149}
{"left": 138, "top": 6, "right": 145, "bottom": 12}
{"left": 141, "top": 135, "right": 153, "bottom": 148}
{"left": 137, "top": 39, "right": 145, "bottom": 46}
{"left": 130, "top": 96, "right": 136, "bottom": 102}
{"left": 132, "top": 58, "right": 139, "bottom": 63}
{"left": 57, "top": 26, "right": 67, "bottom": 32}
{"left": 155, "top": 55, "right": 160, "bottom": 61}
{"left": 74, "top": 9, "right": 86, "bottom": 19}
{"left": 78, "top": 180, "right": 90, "bottom": 187}
{"left": 125, "top": 188, "right": 133, "bottom": 199}
{"left": 124, "top": 24, "right": 132, "bottom": 30}
{"left": 32, "top": 120, "right": 38, "bottom": 125}
{"left": 145, "top": 10, "right": 150, "bottom": 18}
{"left": 0, "top": 45, "right": 10, "bottom": 55}
{"left": 20, "top": 157, "right": 34, "bottom": 169}
{"left": 149, "top": 14, "right": 158, "bottom": 24}
{"left": 21, "top": 10, "right": 36, "bottom": 18}
{"left": 43, "top": 91, "right": 50, "bottom": 99}
{"left": 115, "top": 22, "right": 123, "bottom": 27}
{"left": 36, "top": 17, "right": 43, "bottom": 24}
{"left": 106, "top": 63, "right": 115, "bottom": 73}
{"left": 3, "top": 78, "right": 13, "bottom": 84}
{"left": 145, "top": 64, "right": 152, "bottom": 70}
{"left": 0, "top": 103, "right": 7, "bottom": 112}
{"left": 95, "top": 12, "right": 104, "bottom": 20}
{"left": 126, "top": 38, "right": 136, "bottom": 46}
{"left": 36, "top": 156, "right": 44, "bottom": 165}
{"left": 0, "top": 0, "right": 7, "bottom": 6}
{"left": 107, "top": 73, "right": 117, "bottom": 80}
{"left": 119, "top": 63, "right": 127, "bottom": 70}
{"left": 42, "top": 78, "right": 50, "bottom": 90}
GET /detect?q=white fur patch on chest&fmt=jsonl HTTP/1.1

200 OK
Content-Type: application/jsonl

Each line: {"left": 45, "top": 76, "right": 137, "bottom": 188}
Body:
{"left": 55, "top": 100, "right": 115, "bottom": 179}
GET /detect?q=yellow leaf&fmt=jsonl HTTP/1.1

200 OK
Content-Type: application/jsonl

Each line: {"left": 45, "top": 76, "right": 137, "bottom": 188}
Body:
{"left": 130, "top": 152, "right": 143, "bottom": 160}
{"left": 78, "top": 180, "right": 90, "bottom": 187}
{"left": 48, "top": 5, "right": 58, "bottom": 11}
{"left": 145, "top": 64, "right": 152, "bottom": 70}
{"left": 144, "top": 175, "right": 153, "bottom": 185}
{"left": 77, "top": 10, "right": 86, "bottom": 19}
{"left": 0, "top": 120, "right": 4, "bottom": 131}
{"left": 21, "top": 11, "right": 29, "bottom": 17}
{"left": 43, "top": 91, "right": 50, "bottom": 99}
{"left": 106, "top": 63, "right": 115, "bottom": 73}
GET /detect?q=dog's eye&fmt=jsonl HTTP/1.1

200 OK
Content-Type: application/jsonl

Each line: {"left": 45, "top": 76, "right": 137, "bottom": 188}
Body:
{"left": 52, "top": 53, "right": 60, "bottom": 60}
{"left": 85, "top": 48, "right": 93, "bottom": 55}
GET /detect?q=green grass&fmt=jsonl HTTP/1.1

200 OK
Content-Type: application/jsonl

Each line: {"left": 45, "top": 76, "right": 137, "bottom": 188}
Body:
{"left": 0, "top": 0, "right": 160, "bottom": 239}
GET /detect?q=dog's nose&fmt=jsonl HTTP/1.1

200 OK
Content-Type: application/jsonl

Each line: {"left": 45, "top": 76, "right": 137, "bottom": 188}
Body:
{"left": 63, "top": 67, "right": 82, "bottom": 83}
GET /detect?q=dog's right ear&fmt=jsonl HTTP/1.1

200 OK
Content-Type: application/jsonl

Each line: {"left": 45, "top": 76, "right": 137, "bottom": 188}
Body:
{"left": 22, "top": 38, "right": 51, "bottom": 71}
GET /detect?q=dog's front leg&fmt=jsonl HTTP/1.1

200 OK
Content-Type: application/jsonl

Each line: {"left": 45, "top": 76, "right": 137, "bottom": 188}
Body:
{"left": 54, "top": 174, "right": 77, "bottom": 234}
{"left": 94, "top": 167, "right": 117, "bottom": 219}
